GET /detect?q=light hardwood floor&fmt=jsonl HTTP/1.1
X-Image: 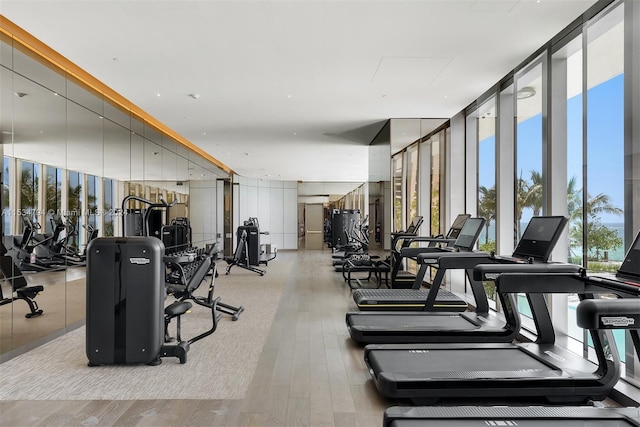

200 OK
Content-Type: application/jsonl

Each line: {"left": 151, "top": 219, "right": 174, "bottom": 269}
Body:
{"left": 1, "top": 248, "right": 395, "bottom": 426}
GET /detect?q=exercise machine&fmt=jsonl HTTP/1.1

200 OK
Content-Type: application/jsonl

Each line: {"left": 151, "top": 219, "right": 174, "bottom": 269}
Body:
{"left": 387, "top": 215, "right": 429, "bottom": 288}
{"left": 8, "top": 215, "right": 68, "bottom": 272}
{"left": 330, "top": 209, "right": 361, "bottom": 252}
{"left": 383, "top": 406, "right": 640, "bottom": 426}
{"left": 382, "top": 298, "right": 640, "bottom": 426}
{"left": 121, "top": 195, "right": 176, "bottom": 238}
{"left": 0, "top": 242, "right": 43, "bottom": 318}
{"left": 165, "top": 243, "right": 244, "bottom": 322}
{"left": 350, "top": 217, "right": 485, "bottom": 313}
{"left": 162, "top": 217, "right": 192, "bottom": 254}
{"left": 363, "top": 230, "right": 640, "bottom": 405}
{"left": 86, "top": 237, "right": 231, "bottom": 365}
{"left": 346, "top": 217, "right": 570, "bottom": 344}
{"left": 224, "top": 228, "right": 266, "bottom": 276}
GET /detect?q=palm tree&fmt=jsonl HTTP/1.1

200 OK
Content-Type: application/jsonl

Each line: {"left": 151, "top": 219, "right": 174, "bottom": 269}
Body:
{"left": 515, "top": 169, "right": 542, "bottom": 238}
{"left": 585, "top": 193, "right": 623, "bottom": 218}
{"left": 566, "top": 176, "right": 582, "bottom": 223}
{"left": 20, "top": 167, "right": 38, "bottom": 213}
{"left": 478, "top": 185, "right": 496, "bottom": 244}
{"left": 528, "top": 170, "right": 543, "bottom": 216}
{"left": 565, "top": 176, "right": 624, "bottom": 263}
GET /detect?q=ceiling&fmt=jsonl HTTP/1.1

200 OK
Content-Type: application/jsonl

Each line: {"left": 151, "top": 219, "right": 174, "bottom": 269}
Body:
{"left": 1, "top": 0, "right": 598, "bottom": 183}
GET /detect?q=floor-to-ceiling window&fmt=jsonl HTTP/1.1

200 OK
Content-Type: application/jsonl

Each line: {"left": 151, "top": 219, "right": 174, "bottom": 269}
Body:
{"left": 44, "top": 166, "right": 62, "bottom": 235}
{"left": 3, "top": 157, "right": 11, "bottom": 236}
{"left": 67, "top": 170, "right": 82, "bottom": 252}
{"left": 86, "top": 174, "right": 99, "bottom": 251}
{"left": 405, "top": 144, "right": 419, "bottom": 226}
{"left": 405, "top": 144, "right": 420, "bottom": 273}
{"left": 392, "top": 155, "right": 403, "bottom": 232}
{"left": 547, "top": 0, "right": 634, "bottom": 388}
{"left": 585, "top": 5, "right": 625, "bottom": 274}
{"left": 19, "top": 160, "right": 39, "bottom": 226}
{"left": 584, "top": 1, "right": 629, "bottom": 385}
{"left": 103, "top": 178, "right": 114, "bottom": 237}
{"left": 430, "top": 136, "right": 442, "bottom": 236}
{"left": 477, "top": 96, "right": 497, "bottom": 254}
{"left": 514, "top": 54, "right": 546, "bottom": 323}
{"left": 515, "top": 55, "right": 545, "bottom": 242}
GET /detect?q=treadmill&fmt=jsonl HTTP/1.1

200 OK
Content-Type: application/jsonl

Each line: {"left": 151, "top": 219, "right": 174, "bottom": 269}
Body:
{"left": 352, "top": 215, "right": 480, "bottom": 312}
{"left": 382, "top": 298, "right": 640, "bottom": 426}
{"left": 363, "top": 231, "right": 640, "bottom": 405}
{"left": 388, "top": 214, "right": 467, "bottom": 289}
{"left": 347, "top": 216, "right": 572, "bottom": 344}
{"left": 383, "top": 406, "right": 640, "bottom": 426}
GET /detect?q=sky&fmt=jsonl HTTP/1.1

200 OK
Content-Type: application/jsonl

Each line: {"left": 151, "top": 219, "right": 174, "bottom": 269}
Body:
{"left": 478, "top": 73, "right": 624, "bottom": 225}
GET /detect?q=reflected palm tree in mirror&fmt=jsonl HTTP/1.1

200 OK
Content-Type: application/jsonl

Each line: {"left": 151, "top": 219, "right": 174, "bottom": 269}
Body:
{"left": 67, "top": 182, "right": 82, "bottom": 252}
{"left": 20, "top": 166, "right": 38, "bottom": 220}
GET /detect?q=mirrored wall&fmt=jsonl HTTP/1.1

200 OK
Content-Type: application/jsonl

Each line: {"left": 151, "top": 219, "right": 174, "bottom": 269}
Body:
{"left": 0, "top": 31, "right": 229, "bottom": 360}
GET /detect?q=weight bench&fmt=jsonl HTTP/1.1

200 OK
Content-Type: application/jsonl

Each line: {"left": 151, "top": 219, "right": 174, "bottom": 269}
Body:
{"left": 162, "top": 244, "right": 246, "bottom": 363}
{"left": 342, "top": 254, "right": 391, "bottom": 290}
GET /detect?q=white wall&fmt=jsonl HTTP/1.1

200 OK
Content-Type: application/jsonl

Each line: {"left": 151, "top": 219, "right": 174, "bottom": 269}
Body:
{"left": 234, "top": 175, "right": 298, "bottom": 250}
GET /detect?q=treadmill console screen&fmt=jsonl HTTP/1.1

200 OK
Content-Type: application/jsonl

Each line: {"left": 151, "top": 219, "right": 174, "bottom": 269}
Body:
{"left": 616, "top": 231, "right": 640, "bottom": 280}
{"left": 446, "top": 214, "right": 471, "bottom": 239}
{"left": 406, "top": 216, "right": 424, "bottom": 234}
{"left": 454, "top": 217, "right": 485, "bottom": 250}
{"left": 512, "top": 216, "right": 568, "bottom": 262}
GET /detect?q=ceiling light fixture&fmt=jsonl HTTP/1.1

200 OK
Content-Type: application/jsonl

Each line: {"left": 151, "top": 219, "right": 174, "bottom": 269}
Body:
{"left": 14, "top": 92, "right": 27, "bottom": 98}
{"left": 188, "top": 93, "right": 200, "bottom": 99}
{"left": 517, "top": 87, "right": 536, "bottom": 99}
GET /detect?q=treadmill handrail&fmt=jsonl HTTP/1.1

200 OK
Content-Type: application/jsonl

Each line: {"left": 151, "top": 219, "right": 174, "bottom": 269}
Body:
{"left": 473, "top": 263, "right": 582, "bottom": 281}
{"left": 495, "top": 272, "right": 640, "bottom": 297}
{"left": 416, "top": 251, "right": 492, "bottom": 264}
{"left": 399, "top": 246, "right": 458, "bottom": 259}
{"left": 397, "top": 236, "right": 456, "bottom": 246}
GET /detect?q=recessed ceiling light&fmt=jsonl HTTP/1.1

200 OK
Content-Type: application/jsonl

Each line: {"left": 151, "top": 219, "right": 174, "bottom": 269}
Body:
{"left": 244, "top": 152, "right": 250, "bottom": 156}
{"left": 14, "top": 92, "right": 27, "bottom": 98}
{"left": 517, "top": 87, "right": 536, "bottom": 99}
{"left": 293, "top": 132, "right": 297, "bottom": 136}
{"left": 287, "top": 94, "right": 292, "bottom": 98}
{"left": 157, "top": 93, "right": 161, "bottom": 97}
{"left": 188, "top": 93, "right": 200, "bottom": 99}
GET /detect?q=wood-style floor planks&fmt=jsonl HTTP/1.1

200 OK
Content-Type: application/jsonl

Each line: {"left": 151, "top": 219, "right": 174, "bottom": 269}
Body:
{"left": 0, "top": 249, "right": 394, "bottom": 426}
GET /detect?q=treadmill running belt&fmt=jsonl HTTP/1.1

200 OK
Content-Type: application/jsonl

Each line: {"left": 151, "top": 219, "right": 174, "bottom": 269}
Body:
{"left": 354, "top": 288, "right": 467, "bottom": 310}
{"left": 385, "top": 406, "right": 640, "bottom": 427}
{"left": 390, "top": 421, "right": 635, "bottom": 427}
{"left": 368, "top": 347, "right": 559, "bottom": 378}
{"left": 352, "top": 314, "right": 477, "bottom": 330}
